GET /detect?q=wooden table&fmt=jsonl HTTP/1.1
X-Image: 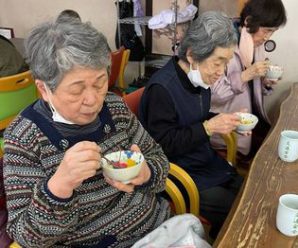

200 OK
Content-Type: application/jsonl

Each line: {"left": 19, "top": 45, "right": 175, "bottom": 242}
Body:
{"left": 214, "top": 83, "right": 298, "bottom": 248}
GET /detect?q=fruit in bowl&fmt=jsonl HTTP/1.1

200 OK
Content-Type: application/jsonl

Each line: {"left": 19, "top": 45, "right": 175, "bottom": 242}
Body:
{"left": 236, "top": 113, "right": 259, "bottom": 132}
{"left": 101, "top": 150, "right": 144, "bottom": 184}
{"left": 265, "top": 65, "right": 283, "bottom": 80}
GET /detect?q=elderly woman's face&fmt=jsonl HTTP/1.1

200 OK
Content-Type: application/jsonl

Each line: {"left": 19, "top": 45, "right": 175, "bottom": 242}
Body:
{"left": 44, "top": 67, "right": 109, "bottom": 125}
{"left": 197, "top": 46, "right": 235, "bottom": 85}
{"left": 252, "top": 27, "right": 278, "bottom": 47}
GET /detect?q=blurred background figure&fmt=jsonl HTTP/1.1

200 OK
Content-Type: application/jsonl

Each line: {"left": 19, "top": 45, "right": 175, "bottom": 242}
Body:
{"left": 0, "top": 35, "right": 28, "bottom": 77}
{"left": 210, "top": 0, "right": 287, "bottom": 163}
{"left": 56, "top": 9, "right": 81, "bottom": 22}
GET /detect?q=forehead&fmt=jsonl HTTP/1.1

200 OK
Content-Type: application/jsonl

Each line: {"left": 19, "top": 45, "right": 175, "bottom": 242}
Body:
{"left": 60, "top": 67, "right": 107, "bottom": 85}
{"left": 259, "top": 27, "right": 278, "bottom": 32}
{"left": 209, "top": 46, "right": 235, "bottom": 61}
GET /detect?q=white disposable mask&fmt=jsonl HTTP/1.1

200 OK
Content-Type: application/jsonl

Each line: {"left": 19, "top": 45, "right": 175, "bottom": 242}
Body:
{"left": 44, "top": 85, "right": 75, "bottom": 125}
{"left": 187, "top": 64, "right": 210, "bottom": 89}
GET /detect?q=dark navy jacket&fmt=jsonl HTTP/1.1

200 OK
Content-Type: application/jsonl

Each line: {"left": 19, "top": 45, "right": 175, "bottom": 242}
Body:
{"left": 139, "top": 57, "right": 237, "bottom": 190}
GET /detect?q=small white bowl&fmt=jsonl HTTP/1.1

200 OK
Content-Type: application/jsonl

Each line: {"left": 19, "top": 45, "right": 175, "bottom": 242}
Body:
{"left": 266, "top": 65, "right": 283, "bottom": 80}
{"left": 236, "top": 113, "right": 259, "bottom": 132}
{"left": 101, "top": 150, "right": 144, "bottom": 184}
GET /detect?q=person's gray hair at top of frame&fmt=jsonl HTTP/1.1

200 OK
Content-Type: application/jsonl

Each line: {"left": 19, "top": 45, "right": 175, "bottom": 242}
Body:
{"left": 24, "top": 18, "right": 111, "bottom": 92}
{"left": 178, "top": 11, "right": 238, "bottom": 63}
{"left": 56, "top": 9, "right": 81, "bottom": 23}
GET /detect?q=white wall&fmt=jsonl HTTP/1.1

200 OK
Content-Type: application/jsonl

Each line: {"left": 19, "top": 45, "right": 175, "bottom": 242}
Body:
{"left": 0, "top": 0, "right": 117, "bottom": 49}
{"left": 264, "top": 0, "right": 298, "bottom": 121}
{"left": 1, "top": 0, "right": 297, "bottom": 115}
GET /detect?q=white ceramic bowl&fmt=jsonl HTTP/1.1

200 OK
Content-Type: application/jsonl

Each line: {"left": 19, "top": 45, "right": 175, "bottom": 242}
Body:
{"left": 236, "top": 113, "right": 259, "bottom": 132}
{"left": 266, "top": 65, "right": 283, "bottom": 80}
{"left": 101, "top": 150, "right": 144, "bottom": 184}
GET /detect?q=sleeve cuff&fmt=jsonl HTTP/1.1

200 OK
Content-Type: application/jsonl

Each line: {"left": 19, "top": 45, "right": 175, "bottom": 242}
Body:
{"left": 43, "top": 180, "right": 74, "bottom": 204}
{"left": 191, "top": 123, "right": 210, "bottom": 143}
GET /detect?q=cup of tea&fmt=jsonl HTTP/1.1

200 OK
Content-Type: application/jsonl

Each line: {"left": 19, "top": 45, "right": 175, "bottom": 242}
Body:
{"left": 278, "top": 130, "right": 298, "bottom": 162}
{"left": 266, "top": 65, "right": 283, "bottom": 81}
{"left": 276, "top": 194, "right": 298, "bottom": 237}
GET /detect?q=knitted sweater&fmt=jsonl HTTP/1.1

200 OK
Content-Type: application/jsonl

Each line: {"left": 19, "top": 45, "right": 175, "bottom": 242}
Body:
{"left": 3, "top": 93, "right": 170, "bottom": 248}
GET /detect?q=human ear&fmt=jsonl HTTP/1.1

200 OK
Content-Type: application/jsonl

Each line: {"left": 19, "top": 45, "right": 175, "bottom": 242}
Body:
{"left": 186, "top": 48, "right": 194, "bottom": 64}
{"left": 35, "top": 79, "right": 50, "bottom": 102}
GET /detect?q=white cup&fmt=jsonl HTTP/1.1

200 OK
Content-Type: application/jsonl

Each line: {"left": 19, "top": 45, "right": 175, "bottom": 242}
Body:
{"left": 276, "top": 194, "right": 298, "bottom": 237}
{"left": 265, "top": 65, "right": 283, "bottom": 80}
{"left": 278, "top": 130, "right": 298, "bottom": 162}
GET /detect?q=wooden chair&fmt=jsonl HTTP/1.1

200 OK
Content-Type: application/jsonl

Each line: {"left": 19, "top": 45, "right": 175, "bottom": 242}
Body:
{"left": 118, "top": 49, "right": 130, "bottom": 93}
{"left": 9, "top": 242, "right": 21, "bottom": 248}
{"left": 221, "top": 132, "right": 237, "bottom": 166}
{"left": 122, "top": 87, "right": 144, "bottom": 115}
{"left": 0, "top": 70, "right": 38, "bottom": 156}
{"left": 109, "top": 46, "right": 131, "bottom": 96}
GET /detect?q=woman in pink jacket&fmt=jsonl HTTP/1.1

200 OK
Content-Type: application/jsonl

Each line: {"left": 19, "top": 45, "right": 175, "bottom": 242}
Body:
{"left": 210, "top": 0, "right": 287, "bottom": 161}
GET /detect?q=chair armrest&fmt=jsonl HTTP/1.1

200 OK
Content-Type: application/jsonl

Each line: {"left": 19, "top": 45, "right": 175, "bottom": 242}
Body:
{"left": 165, "top": 178, "right": 186, "bottom": 214}
{"left": 168, "top": 163, "right": 200, "bottom": 216}
{"left": 220, "top": 132, "right": 237, "bottom": 166}
{"left": 10, "top": 242, "right": 21, "bottom": 248}
{"left": 119, "top": 49, "right": 130, "bottom": 92}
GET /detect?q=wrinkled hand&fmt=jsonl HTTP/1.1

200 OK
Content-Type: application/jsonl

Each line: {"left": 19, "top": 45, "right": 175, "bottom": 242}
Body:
{"left": 104, "top": 144, "right": 151, "bottom": 193}
{"left": 241, "top": 60, "right": 270, "bottom": 82}
{"left": 207, "top": 113, "right": 240, "bottom": 135}
{"left": 48, "top": 141, "right": 101, "bottom": 198}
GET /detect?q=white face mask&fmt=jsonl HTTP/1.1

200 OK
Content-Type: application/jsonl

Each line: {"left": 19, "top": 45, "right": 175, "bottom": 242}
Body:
{"left": 44, "top": 84, "right": 75, "bottom": 125}
{"left": 187, "top": 64, "right": 210, "bottom": 89}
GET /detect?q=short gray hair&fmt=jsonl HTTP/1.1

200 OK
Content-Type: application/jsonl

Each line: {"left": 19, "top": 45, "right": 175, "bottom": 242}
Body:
{"left": 178, "top": 11, "right": 237, "bottom": 62}
{"left": 25, "top": 19, "right": 111, "bottom": 91}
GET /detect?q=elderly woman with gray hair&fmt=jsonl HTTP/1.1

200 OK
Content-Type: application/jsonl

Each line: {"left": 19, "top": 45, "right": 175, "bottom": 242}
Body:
{"left": 139, "top": 11, "right": 243, "bottom": 239}
{"left": 3, "top": 19, "right": 170, "bottom": 247}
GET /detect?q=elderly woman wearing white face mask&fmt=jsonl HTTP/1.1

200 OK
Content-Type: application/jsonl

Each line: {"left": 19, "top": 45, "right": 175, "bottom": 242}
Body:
{"left": 3, "top": 18, "right": 170, "bottom": 247}
{"left": 139, "top": 11, "right": 244, "bottom": 239}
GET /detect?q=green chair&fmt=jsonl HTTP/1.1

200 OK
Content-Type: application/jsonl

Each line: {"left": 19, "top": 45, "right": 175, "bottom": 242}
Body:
{"left": 0, "top": 70, "right": 38, "bottom": 156}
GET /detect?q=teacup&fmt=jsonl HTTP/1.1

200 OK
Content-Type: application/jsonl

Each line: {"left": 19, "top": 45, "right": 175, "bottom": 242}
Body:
{"left": 236, "top": 112, "right": 258, "bottom": 132}
{"left": 278, "top": 130, "right": 298, "bottom": 162}
{"left": 266, "top": 65, "right": 283, "bottom": 81}
{"left": 276, "top": 194, "right": 298, "bottom": 237}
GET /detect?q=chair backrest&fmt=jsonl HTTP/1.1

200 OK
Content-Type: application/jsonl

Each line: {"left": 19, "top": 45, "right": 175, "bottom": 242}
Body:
{"left": 0, "top": 70, "right": 38, "bottom": 130}
{"left": 118, "top": 49, "right": 130, "bottom": 91}
{"left": 167, "top": 163, "right": 200, "bottom": 216}
{"left": 122, "top": 87, "right": 145, "bottom": 116}
{"left": 108, "top": 46, "right": 125, "bottom": 89}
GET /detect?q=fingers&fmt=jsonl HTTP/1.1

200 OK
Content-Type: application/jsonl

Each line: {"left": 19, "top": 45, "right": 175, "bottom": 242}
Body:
{"left": 247, "top": 61, "right": 270, "bottom": 78}
{"left": 72, "top": 141, "right": 101, "bottom": 151}
{"left": 235, "top": 130, "right": 252, "bottom": 136}
{"left": 238, "top": 108, "right": 248, "bottom": 113}
{"left": 208, "top": 113, "right": 240, "bottom": 134}
{"left": 130, "top": 144, "right": 141, "bottom": 153}
{"left": 55, "top": 141, "right": 102, "bottom": 190}
{"left": 255, "top": 61, "right": 270, "bottom": 76}
{"left": 103, "top": 159, "right": 151, "bottom": 193}
{"left": 104, "top": 176, "right": 134, "bottom": 193}
{"left": 129, "top": 163, "right": 151, "bottom": 185}
{"left": 66, "top": 141, "right": 101, "bottom": 162}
